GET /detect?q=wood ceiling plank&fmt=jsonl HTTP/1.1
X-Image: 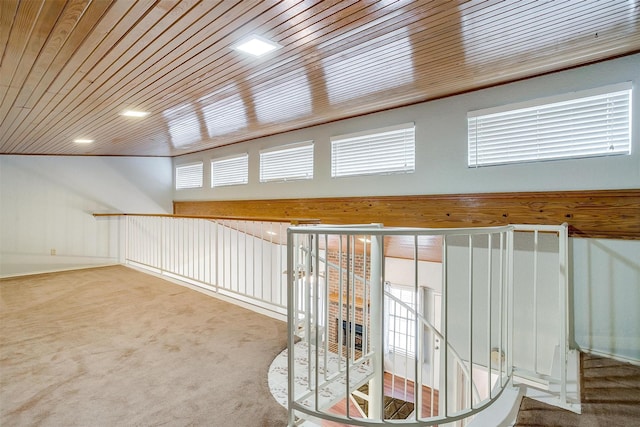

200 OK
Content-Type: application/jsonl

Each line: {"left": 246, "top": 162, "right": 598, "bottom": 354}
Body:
{"left": 0, "top": 1, "right": 115, "bottom": 150}
{"left": 200, "top": 2, "right": 450, "bottom": 123}
{"left": 34, "top": 0, "right": 207, "bottom": 150}
{"left": 0, "top": 1, "right": 71, "bottom": 129}
{"left": 75, "top": 0, "right": 259, "bottom": 112}
{"left": 35, "top": 0, "right": 318, "bottom": 155}
{"left": 4, "top": 0, "right": 159, "bottom": 152}
{"left": 0, "top": 0, "right": 51, "bottom": 121}
{"left": 85, "top": 0, "right": 296, "bottom": 112}
{"left": 6, "top": 0, "right": 162, "bottom": 154}
{"left": 222, "top": 1, "right": 478, "bottom": 119}
{"left": 390, "top": 2, "right": 556, "bottom": 69}
{"left": 1, "top": 1, "right": 639, "bottom": 156}
{"left": 13, "top": 0, "right": 552, "bottom": 155}
{"left": 241, "top": 1, "right": 417, "bottom": 88}
{"left": 206, "top": 0, "right": 480, "bottom": 118}
{"left": 408, "top": 0, "right": 628, "bottom": 68}
{"left": 402, "top": 8, "right": 634, "bottom": 80}
{"left": 28, "top": 0, "right": 197, "bottom": 151}
{"left": 12, "top": 0, "right": 92, "bottom": 108}
{"left": 18, "top": 1, "right": 260, "bottom": 154}
{"left": 194, "top": 0, "right": 423, "bottom": 93}
{"left": 10, "top": 0, "right": 628, "bottom": 153}
{"left": 0, "top": 0, "right": 19, "bottom": 65}
{"left": 362, "top": 3, "right": 638, "bottom": 92}
{"left": 82, "top": 0, "right": 199, "bottom": 83}
{"left": 94, "top": 1, "right": 361, "bottom": 132}
{"left": 454, "top": 3, "right": 633, "bottom": 66}
{"left": 85, "top": 0, "right": 422, "bottom": 151}
{"left": 0, "top": 0, "right": 18, "bottom": 135}
{"left": 0, "top": 0, "right": 97, "bottom": 144}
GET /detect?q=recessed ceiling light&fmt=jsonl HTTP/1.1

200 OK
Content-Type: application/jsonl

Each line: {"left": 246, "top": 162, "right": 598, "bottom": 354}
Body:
{"left": 234, "top": 35, "right": 281, "bottom": 57}
{"left": 74, "top": 138, "right": 94, "bottom": 144}
{"left": 121, "top": 110, "right": 150, "bottom": 117}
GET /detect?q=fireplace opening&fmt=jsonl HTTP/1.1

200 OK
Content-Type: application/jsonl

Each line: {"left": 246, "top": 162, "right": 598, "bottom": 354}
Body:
{"left": 337, "top": 319, "right": 363, "bottom": 351}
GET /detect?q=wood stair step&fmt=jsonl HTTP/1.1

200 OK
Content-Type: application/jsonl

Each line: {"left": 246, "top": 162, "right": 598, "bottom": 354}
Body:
{"left": 581, "top": 387, "right": 640, "bottom": 403}
{"left": 515, "top": 352, "right": 640, "bottom": 426}
{"left": 383, "top": 395, "right": 415, "bottom": 419}
{"left": 352, "top": 383, "right": 415, "bottom": 420}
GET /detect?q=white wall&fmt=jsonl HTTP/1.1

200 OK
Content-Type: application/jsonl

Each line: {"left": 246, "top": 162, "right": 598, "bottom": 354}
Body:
{"left": 0, "top": 155, "right": 173, "bottom": 277}
{"left": 173, "top": 54, "right": 639, "bottom": 201}
{"left": 385, "top": 257, "right": 442, "bottom": 292}
{"left": 572, "top": 238, "right": 640, "bottom": 363}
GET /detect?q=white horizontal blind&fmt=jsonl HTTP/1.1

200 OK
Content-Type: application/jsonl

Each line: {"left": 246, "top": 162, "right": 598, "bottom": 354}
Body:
{"left": 468, "top": 84, "right": 632, "bottom": 167}
{"left": 211, "top": 154, "right": 248, "bottom": 187}
{"left": 331, "top": 123, "right": 415, "bottom": 177}
{"left": 259, "top": 141, "right": 314, "bottom": 182}
{"left": 175, "top": 162, "right": 203, "bottom": 189}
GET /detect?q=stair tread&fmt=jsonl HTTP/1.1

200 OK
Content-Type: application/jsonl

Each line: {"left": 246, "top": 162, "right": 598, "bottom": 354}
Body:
{"left": 383, "top": 395, "right": 415, "bottom": 419}
{"left": 582, "top": 378, "right": 640, "bottom": 390}
{"left": 582, "top": 388, "right": 640, "bottom": 403}
{"left": 582, "top": 367, "right": 640, "bottom": 379}
{"left": 352, "top": 385, "right": 415, "bottom": 420}
{"left": 516, "top": 353, "right": 640, "bottom": 426}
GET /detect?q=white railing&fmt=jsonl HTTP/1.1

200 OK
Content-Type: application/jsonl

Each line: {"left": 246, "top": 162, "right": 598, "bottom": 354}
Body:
{"left": 95, "top": 214, "right": 574, "bottom": 423}
{"left": 510, "top": 224, "right": 579, "bottom": 412}
{"left": 105, "top": 214, "right": 316, "bottom": 316}
{"left": 286, "top": 225, "right": 515, "bottom": 426}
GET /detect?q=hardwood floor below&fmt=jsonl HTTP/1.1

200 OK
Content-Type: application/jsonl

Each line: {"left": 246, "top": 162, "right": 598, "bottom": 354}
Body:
{"left": 321, "top": 372, "right": 439, "bottom": 426}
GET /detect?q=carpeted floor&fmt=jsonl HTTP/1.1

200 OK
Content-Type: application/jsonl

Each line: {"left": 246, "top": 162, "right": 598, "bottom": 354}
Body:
{"left": 0, "top": 265, "right": 288, "bottom": 426}
{"left": 515, "top": 353, "right": 640, "bottom": 426}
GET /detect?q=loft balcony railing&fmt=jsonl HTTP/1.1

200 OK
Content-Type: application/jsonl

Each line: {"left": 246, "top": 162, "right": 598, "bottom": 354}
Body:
{"left": 94, "top": 213, "right": 576, "bottom": 425}
{"left": 286, "top": 223, "right": 575, "bottom": 426}
{"left": 93, "top": 213, "right": 318, "bottom": 316}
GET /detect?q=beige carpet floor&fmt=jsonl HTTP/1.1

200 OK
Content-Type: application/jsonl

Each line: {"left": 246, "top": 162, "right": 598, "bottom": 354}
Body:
{"left": 0, "top": 265, "right": 288, "bottom": 426}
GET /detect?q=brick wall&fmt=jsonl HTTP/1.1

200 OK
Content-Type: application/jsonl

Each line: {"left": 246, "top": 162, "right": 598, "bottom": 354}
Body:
{"left": 326, "top": 248, "right": 371, "bottom": 351}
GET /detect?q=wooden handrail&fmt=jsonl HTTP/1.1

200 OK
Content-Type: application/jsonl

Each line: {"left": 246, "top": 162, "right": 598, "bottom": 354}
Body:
{"left": 92, "top": 213, "right": 321, "bottom": 225}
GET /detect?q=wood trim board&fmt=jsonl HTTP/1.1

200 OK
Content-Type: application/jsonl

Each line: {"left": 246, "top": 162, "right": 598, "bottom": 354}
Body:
{"left": 174, "top": 190, "right": 640, "bottom": 240}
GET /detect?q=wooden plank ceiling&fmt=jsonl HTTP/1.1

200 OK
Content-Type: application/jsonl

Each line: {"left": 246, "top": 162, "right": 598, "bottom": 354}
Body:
{"left": 1, "top": 0, "right": 639, "bottom": 157}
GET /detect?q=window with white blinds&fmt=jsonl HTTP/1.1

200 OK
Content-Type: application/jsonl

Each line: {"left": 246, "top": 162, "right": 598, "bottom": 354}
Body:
{"left": 211, "top": 154, "right": 248, "bottom": 187}
{"left": 331, "top": 123, "right": 415, "bottom": 178}
{"left": 175, "top": 162, "right": 203, "bottom": 189}
{"left": 259, "top": 141, "right": 314, "bottom": 182}
{"left": 468, "top": 83, "right": 632, "bottom": 167}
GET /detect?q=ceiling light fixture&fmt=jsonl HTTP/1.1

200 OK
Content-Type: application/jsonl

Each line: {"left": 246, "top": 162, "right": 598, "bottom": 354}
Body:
{"left": 121, "top": 110, "right": 150, "bottom": 118}
{"left": 73, "top": 138, "right": 94, "bottom": 144}
{"left": 234, "top": 35, "right": 281, "bottom": 57}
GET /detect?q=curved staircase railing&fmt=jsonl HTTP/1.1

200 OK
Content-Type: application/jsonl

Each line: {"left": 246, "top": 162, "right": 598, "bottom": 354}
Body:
{"left": 286, "top": 225, "right": 514, "bottom": 426}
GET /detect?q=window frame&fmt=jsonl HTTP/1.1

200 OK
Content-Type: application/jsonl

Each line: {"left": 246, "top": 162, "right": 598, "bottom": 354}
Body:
{"left": 330, "top": 122, "right": 416, "bottom": 178}
{"left": 175, "top": 161, "right": 203, "bottom": 190}
{"left": 259, "top": 140, "right": 314, "bottom": 183}
{"left": 467, "top": 82, "right": 632, "bottom": 168}
{"left": 210, "top": 153, "right": 249, "bottom": 188}
{"left": 385, "top": 283, "right": 418, "bottom": 358}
